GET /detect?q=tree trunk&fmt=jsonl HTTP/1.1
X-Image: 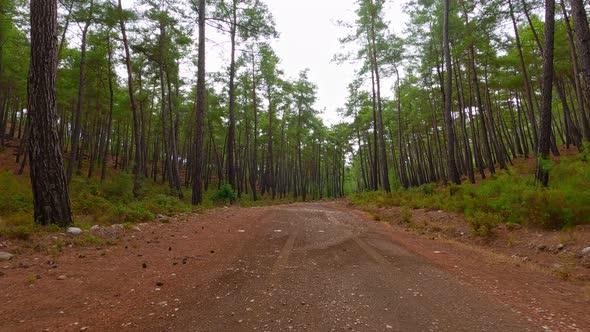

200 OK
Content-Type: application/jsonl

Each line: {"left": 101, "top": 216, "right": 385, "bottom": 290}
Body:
{"left": 536, "top": 0, "right": 556, "bottom": 186}
{"left": 101, "top": 35, "right": 114, "bottom": 182}
{"left": 192, "top": 0, "right": 206, "bottom": 205}
{"left": 509, "top": 0, "right": 540, "bottom": 147}
{"left": 28, "top": 0, "right": 72, "bottom": 227}
{"left": 561, "top": 0, "right": 590, "bottom": 141}
{"left": 118, "top": 0, "right": 143, "bottom": 196}
{"left": 368, "top": 0, "right": 390, "bottom": 192}
{"left": 227, "top": 0, "right": 238, "bottom": 193}
{"left": 66, "top": 0, "right": 93, "bottom": 183}
{"left": 570, "top": 0, "right": 590, "bottom": 140}
{"left": 249, "top": 49, "right": 258, "bottom": 201}
{"left": 443, "top": 0, "right": 460, "bottom": 185}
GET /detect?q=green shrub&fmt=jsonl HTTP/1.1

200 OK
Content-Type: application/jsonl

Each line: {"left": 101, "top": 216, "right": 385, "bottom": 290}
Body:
{"left": 524, "top": 189, "right": 573, "bottom": 229}
{"left": 449, "top": 184, "right": 462, "bottom": 196}
{"left": 467, "top": 211, "right": 500, "bottom": 237}
{"left": 71, "top": 191, "right": 111, "bottom": 215}
{"left": 401, "top": 207, "right": 412, "bottom": 224}
{"left": 100, "top": 172, "right": 134, "bottom": 202}
{"left": 349, "top": 156, "right": 590, "bottom": 231}
{"left": 0, "top": 223, "right": 34, "bottom": 240}
{"left": 0, "top": 171, "right": 33, "bottom": 215}
{"left": 68, "top": 234, "right": 105, "bottom": 247}
{"left": 145, "top": 194, "right": 193, "bottom": 214}
{"left": 212, "top": 183, "right": 236, "bottom": 204}
{"left": 419, "top": 183, "right": 435, "bottom": 195}
{"left": 111, "top": 203, "right": 155, "bottom": 223}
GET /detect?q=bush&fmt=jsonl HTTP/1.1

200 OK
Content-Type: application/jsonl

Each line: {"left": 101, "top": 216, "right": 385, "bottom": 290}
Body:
{"left": 145, "top": 194, "right": 193, "bottom": 215}
{"left": 467, "top": 211, "right": 500, "bottom": 237}
{"left": 419, "top": 183, "right": 435, "bottom": 195}
{"left": 212, "top": 183, "right": 236, "bottom": 204}
{"left": 348, "top": 155, "right": 590, "bottom": 231}
{"left": 111, "top": 203, "right": 155, "bottom": 223}
{"left": 100, "top": 172, "right": 134, "bottom": 202}
{"left": 0, "top": 223, "right": 34, "bottom": 240}
{"left": 401, "top": 207, "right": 412, "bottom": 224}
{"left": 524, "top": 189, "right": 573, "bottom": 229}
{"left": 0, "top": 171, "right": 33, "bottom": 215}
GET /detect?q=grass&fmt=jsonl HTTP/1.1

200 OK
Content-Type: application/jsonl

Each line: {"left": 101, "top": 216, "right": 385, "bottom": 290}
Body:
{"left": 401, "top": 207, "right": 413, "bottom": 224}
{"left": 0, "top": 170, "right": 308, "bottom": 240}
{"left": 68, "top": 234, "right": 111, "bottom": 247}
{"left": 349, "top": 152, "right": 590, "bottom": 232}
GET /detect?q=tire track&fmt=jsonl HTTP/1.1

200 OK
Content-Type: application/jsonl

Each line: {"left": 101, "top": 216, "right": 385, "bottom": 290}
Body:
{"left": 270, "top": 211, "right": 301, "bottom": 283}
{"left": 353, "top": 237, "right": 391, "bottom": 267}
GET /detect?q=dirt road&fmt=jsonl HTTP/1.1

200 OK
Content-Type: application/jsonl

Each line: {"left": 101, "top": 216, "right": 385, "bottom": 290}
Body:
{"left": 1, "top": 203, "right": 586, "bottom": 331}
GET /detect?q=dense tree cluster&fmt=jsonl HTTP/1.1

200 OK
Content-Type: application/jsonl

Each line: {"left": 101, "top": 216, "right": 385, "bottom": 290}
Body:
{"left": 3, "top": 0, "right": 590, "bottom": 225}
{"left": 339, "top": 0, "right": 590, "bottom": 191}
{"left": 1, "top": 0, "right": 352, "bottom": 225}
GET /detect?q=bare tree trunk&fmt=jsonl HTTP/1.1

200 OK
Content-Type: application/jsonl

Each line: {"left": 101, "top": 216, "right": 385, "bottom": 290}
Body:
{"left": 192, "top": 0, "right": 206, "bottom": 205}
{"left": 509, "top": 0, "right": 540, "bottom": 147}
{"left": 66, "top": 0, "right": 94, "bottom": 183}
{"left": 101, "top": 35, "right": 115, "bottom": 182}
{"left": 28, "top": 0, "right": 72, "bottom": 226}
{"left": 227, "top": 0, "right": 238, "bottom": 193}
{"left": 118, "top": 0, "right": 143, "bottom": 196}
{"left": 249, "top": 49, "right": 258, "bottom": 201}
{"left": 536, "top": 0, "right": 556, "bottom": 186}
{"left": 443, "top": 0, "right": 460, "bottom": 185}
{"left": 367, "top": 0, "right": 390, "bottom": 192}
{"left": 561, "top": 0, "right": 590, "bottom": 141}
{"left": 570, "top": 0, "right": 590, "bottom": 140}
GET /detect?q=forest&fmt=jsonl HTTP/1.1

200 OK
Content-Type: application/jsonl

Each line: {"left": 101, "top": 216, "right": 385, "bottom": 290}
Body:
{"left": 1, "top": 0, "right": 590, "bottom": 233}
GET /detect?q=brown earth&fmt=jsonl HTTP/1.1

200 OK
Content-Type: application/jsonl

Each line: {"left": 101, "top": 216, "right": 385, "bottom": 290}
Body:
{"left": 359, "top": 204, "right": 590, "bottom": 282}
{"left": 1, "top": 202, "right": 589, "bottom": 331}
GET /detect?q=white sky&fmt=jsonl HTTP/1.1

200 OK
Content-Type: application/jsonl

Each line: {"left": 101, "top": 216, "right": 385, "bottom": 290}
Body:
{"left": 120, "top": 0, "right": 409, "bottom": 126}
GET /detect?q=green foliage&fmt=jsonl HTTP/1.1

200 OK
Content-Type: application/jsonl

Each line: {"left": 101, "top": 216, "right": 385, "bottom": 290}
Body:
{"left": 68, "top": 234, "right": 106, "bottom": 247}
{"left": 579, "top": 143, "right": 590, "bottom": 162}
{"left": 419, "top": 183, "right": 435, "bottom": 195}
{"left": 100, "top": 172, "right": 135, "bottom": 203}
{"left": 0, "top": 170, "right": 195, "bottom": 238}
{"left": 466, "top": 211, "right": 499, "bottom": 237}
{"left": 0, "top": 171, "right": 33, "bottom": 215}
{"left": 401, "top": 207, "right": 412, "bottom": 224}
{"left": 111, "top": 203, "right": 155, "bottom": 223}
{"left": 538, "top": 157, "right": 554, "bottom": 174}
{"left": 212, "top": 183, "right": 237, "bottom": 204}
{"left": 0, "top": 222, "right": 35, "bottom": 240}
{"left": 350, "top": 156, "right": 590, "bottom": 230}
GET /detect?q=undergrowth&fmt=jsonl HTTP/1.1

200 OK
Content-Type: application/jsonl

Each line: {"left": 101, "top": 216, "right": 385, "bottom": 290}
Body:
{"left": 0, "top": 171, "right": 305, "bottom": 240}
{"left": 349, "top": 153, "right": 590, "bottom": 232}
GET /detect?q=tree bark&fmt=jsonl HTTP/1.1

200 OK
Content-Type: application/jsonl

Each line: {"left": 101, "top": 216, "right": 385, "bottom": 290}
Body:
{"left": 192, "top": 0, "right": 206, "bottom": 205}
{"left": 66, "top": 0, "right": 94, "bottom": 183}
{"left": 28, "top": 0, "right": 72, "bottom": 227}
{"left": 443, "top": 0, "right": 460, "bottom": 185}
{"left": 101, "top": 35, "right": 114, "bottom": 182}
{"left": 118, "top": 0, "right": 143, "bottom": 196}
{"left": 227, "top": 0, "right": 238, "bottom": 193}
{"left": 536, "top": 0, "right": 556, "bottom": 186}
{"left": 368, "top": 0, "right": 391, "bottom": 192}
{"left": 570, "top": 0, "right": 590, "bottom": 140}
